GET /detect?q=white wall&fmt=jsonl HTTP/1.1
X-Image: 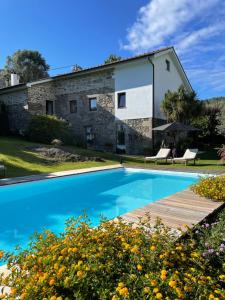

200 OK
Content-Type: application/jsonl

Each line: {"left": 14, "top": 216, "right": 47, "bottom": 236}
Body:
{"left": 114, "top": 59, "right": 153, "bottom": 120}
{"left": 153, "top": 53, "right": 184, "bottom": 119}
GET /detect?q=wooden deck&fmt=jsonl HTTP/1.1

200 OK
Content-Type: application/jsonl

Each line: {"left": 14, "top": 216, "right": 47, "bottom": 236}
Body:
{"left": 121, "top": 189, "right": 223, "bottom": 231}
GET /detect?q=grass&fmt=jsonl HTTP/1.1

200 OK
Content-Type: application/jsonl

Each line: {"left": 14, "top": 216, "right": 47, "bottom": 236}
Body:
{"left": 0, "top": 136, "right": 118, "bottom": 178}
{"left": 0, "top": 136, "right": 224, "bottom": 178}
{"left": 123, "top": 150, "right": 224, "bottom": 172}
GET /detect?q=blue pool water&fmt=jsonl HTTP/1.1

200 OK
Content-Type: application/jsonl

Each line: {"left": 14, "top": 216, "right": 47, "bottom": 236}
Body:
{"left": 0, "top": 168, "right": 199, "bottom": 254}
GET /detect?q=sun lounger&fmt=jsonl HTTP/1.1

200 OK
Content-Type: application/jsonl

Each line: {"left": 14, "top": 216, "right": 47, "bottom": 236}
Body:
{"left": 145, "top": 148, "right": 171, "bottom": 164}
{"left": 172, "top": 149, "right": 198, "bottom": 166}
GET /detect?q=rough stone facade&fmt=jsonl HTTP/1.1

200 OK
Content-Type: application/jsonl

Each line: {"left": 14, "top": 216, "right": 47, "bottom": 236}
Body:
{"left": 0, "top": 69, "right": 158, "bottom": 154}
{"left": 117, "top": 118, "right": 153, "bottom": 155}
{"left": 0, "top": 88, "right": 29, "bottom": 133}
{"left": 27, "top": 70, "right": 117, "bottom": 151}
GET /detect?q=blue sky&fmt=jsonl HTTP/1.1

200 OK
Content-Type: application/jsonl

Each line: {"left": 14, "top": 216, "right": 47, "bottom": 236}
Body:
{"left": 0, "top": 0, "right": 225, "bottom": 99}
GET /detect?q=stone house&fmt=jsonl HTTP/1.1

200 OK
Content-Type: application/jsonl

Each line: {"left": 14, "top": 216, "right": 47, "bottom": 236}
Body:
{"left": 0, "top": 47, "right": 192, "bottom": 154}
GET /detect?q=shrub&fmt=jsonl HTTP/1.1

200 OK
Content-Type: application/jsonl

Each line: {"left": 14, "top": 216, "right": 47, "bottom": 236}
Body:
{"left": 26, "top": 115, "right": 73, "bottom": 144}
{"left": 0, "top": 216, "right": 224, "bottom": 299}
{"left": 192, "top": 176, "right": 225, "bottom": 201}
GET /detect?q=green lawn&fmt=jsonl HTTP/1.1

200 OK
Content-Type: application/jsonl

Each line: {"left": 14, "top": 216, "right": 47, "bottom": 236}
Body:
{"left": 0, "top": 137, "right": 118, "bottom": 178}
{"left": 0, "top": 136, "right": 224, "bottom": 178}
{"left": 122, "top": 149, "right": 224, "bottom": 172}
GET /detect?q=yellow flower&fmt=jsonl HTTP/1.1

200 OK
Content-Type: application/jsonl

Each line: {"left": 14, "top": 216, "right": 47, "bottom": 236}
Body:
{"left": 131, "top": 245, "right": 139, "bottom": 254}
{"left": 151, "top": 280, "right": 157, "bottom": 286}
{"left": 112, "top": 296, "right": 119, "bottom": 300}
{"left": 77, "top": 270, "right": 85, "bottom": 278}
{"left": 169, "top": 280, "right": 176, "bottom": 288}
{"left": 64, "top": 276, "right": 71, "bottom": 286}
{"left": 137, "top": 264, "right": 143, "bottom": 271}
{"left": 161, "top": 269, "right": 167, "bottom": 276}
{"left": 118, "top": 287, "right": 129, "bottom": 296}
{"left": 150, "top": 245, "right": 157, "bottom": 251}
{"left": 11, "top": 288, "right": 17, "bottom": 295}
{"left": 156, "top": 292, "right": 163, "bottom": 299}
{"left": 118, "top": 282, "right": 125, "bottom": 288}
{"left": 0, "top": 251, "right": 4, "bottom": 259}
{"left": 50, "top": 297, "right": 57, "bottom": 300}
{"left": 161, "top": 274, "right": 167, "bottom": 280}
{"left": 153, "top": 287, "right": 159, "bottom": 294}
{"left": 20, "top": 293, "right": 27, "bottom": 300}
{"left": 49, "top": 278, "right": 55, "bottom": 286}
{"left": 143, "top": 286, "right": 150, "bottom": 294}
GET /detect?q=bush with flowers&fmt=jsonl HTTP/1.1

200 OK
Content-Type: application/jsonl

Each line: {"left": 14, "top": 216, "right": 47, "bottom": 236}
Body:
{"left": 0, "top": 214, "right": 224, "bottom": 300}
{"left": 192, "top": 175, "right": 225, "bottom": 201}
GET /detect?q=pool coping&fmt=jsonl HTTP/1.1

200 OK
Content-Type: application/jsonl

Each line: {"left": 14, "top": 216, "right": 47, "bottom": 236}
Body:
{"left": 0, "top": 164, "right": 123, "bottom": 186}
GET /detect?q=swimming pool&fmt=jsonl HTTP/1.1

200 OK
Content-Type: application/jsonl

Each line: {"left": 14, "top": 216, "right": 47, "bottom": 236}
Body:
{"left": 0, "top": 168, "right": 199, "bottom": 254}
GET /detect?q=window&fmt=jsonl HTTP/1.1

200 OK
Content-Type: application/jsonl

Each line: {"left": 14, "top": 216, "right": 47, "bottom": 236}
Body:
{"left": 166, "top": 59, "right": 170, "bottom": 71}
{"left": 89, "top": 98, "right": 97, "bottom": 111}
{"left": 118, "top": 92, "right": 126, "bottom": 108}
{"left": 85, "top": 126, "right": 94, "bottom": 144}
{"left": 70, "top": 100, "right": 77, "bottom": 113}
{"left": 46, "top": 100, "right": 54, "bottom": 115}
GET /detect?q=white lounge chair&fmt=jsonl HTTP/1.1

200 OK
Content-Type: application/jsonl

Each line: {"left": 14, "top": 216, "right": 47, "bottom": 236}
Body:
{"left": 0, "top": 164, "right": 6, "bottom": 177}
{"left": 145, "top": 148, "right": 171, "bottom": 164}
{"left": 172, "top": 149, "right": 198, "bottom": 166}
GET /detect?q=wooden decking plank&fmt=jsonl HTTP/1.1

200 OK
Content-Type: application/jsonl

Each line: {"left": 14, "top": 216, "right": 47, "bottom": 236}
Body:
{"left": 121, "top": 188, "right": 223, "bottom": 231}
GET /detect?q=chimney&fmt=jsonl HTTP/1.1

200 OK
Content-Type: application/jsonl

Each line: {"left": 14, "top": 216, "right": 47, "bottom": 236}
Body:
{"left": 11, "top": 73, "right": 20, "bottom": 86}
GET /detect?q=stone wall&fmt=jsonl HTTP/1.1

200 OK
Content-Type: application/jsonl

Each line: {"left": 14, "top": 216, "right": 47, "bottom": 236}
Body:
{"left": 0, "top": 68, "right": 164, "bottom": 154}
{"left": 0, "top": 88, "right": 29, "bottom": 133}
{"left": 117, "top": 118, "right": 152, "bottom": 155}
{"left": 27, "top": 70, "right": 116, "bottom": 151}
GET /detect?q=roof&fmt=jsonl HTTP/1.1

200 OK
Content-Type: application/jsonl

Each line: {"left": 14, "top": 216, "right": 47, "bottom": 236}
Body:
{"left": 0, "top": 46, "right": 192, "bottom": 93}
{"left": 153, "top": 122, "right": 200, "bottom": 132}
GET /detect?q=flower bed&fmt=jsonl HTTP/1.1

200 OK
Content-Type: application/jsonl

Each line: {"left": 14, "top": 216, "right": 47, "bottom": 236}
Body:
{"left": 192, "top": 175, "right": 225, "bottom": 201}
{"left": 0, "top": 213, "right": 224, "bottom": 300}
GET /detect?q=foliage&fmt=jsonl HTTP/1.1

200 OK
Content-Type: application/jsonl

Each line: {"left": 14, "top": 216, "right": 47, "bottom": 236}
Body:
{"left": 192, "top": 176, "right": 225, "bottom": 201}
{"left": 193, "top": 208, "right": 225, "bottom": 263}
{"left": 26, "top": 115, "right": 72, "bottom": 144}
{"left": 161, "top": 86, "right": 203, "bottom": 124}
{"left": 191, "top": 103, "right": 222, "bottom": 145}
{"left": 217, "top": 104, "right": 225, "bottom": 137}
{"left": 3, "top": 50, "right": 49, "bottom": 83}
{"left": 72, "top": 65, "right": 83, "bottom": 72}
{"left": 104, "top": 54, "right": 122, "bottom": 64}
{"left": 0, "top": 215, "right": 224, "bottom": 299}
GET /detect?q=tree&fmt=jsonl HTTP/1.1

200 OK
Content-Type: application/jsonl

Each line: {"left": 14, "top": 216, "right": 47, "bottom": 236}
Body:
{"left": 3, "top": 50, "right": 49, "bottom": 83}
{"left": 104, "top": 54, "right": 122, "bottom": 64}
{"left": 161, "top": 85, "right": 203, "bottom": 124}
{"left": 191, "top": 104, "right": 221, "bottom": 143}
{"left": 217, "top": 105, "right": 225, "bottom": 137}
{"left": 72, "top": 64, "right": 83, "bottom": 72}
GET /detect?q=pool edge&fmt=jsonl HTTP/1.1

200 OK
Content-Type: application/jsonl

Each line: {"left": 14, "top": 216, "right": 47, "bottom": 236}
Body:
{"left": 0, "top": 164, "right": 123, "bottom": 187}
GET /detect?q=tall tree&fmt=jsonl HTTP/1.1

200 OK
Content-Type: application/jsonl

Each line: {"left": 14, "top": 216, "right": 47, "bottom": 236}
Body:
{"left": 72, "top": 64, "right": 83, "bottom": 72}
{"left": 104, "top": 54, "right": 122, "bottom": 64}
{"left": 161, "top": 85, "right": 203, "bottom": 124}
{"left": 3, "top": 50, "right": 49, "bottom": 83}
{"left": 217, "top": 105, "right": 225, "bottom": 137}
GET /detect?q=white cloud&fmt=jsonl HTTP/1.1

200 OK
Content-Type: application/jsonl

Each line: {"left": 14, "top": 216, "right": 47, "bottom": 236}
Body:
{"left": 123, "top": 0, "right": 219, "bottom": 52}
{"left": 176, "top": 23, "right": 225, "bottom": 54}
{"left": 122, "top": 0, "right": 225, "bottom": 97}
